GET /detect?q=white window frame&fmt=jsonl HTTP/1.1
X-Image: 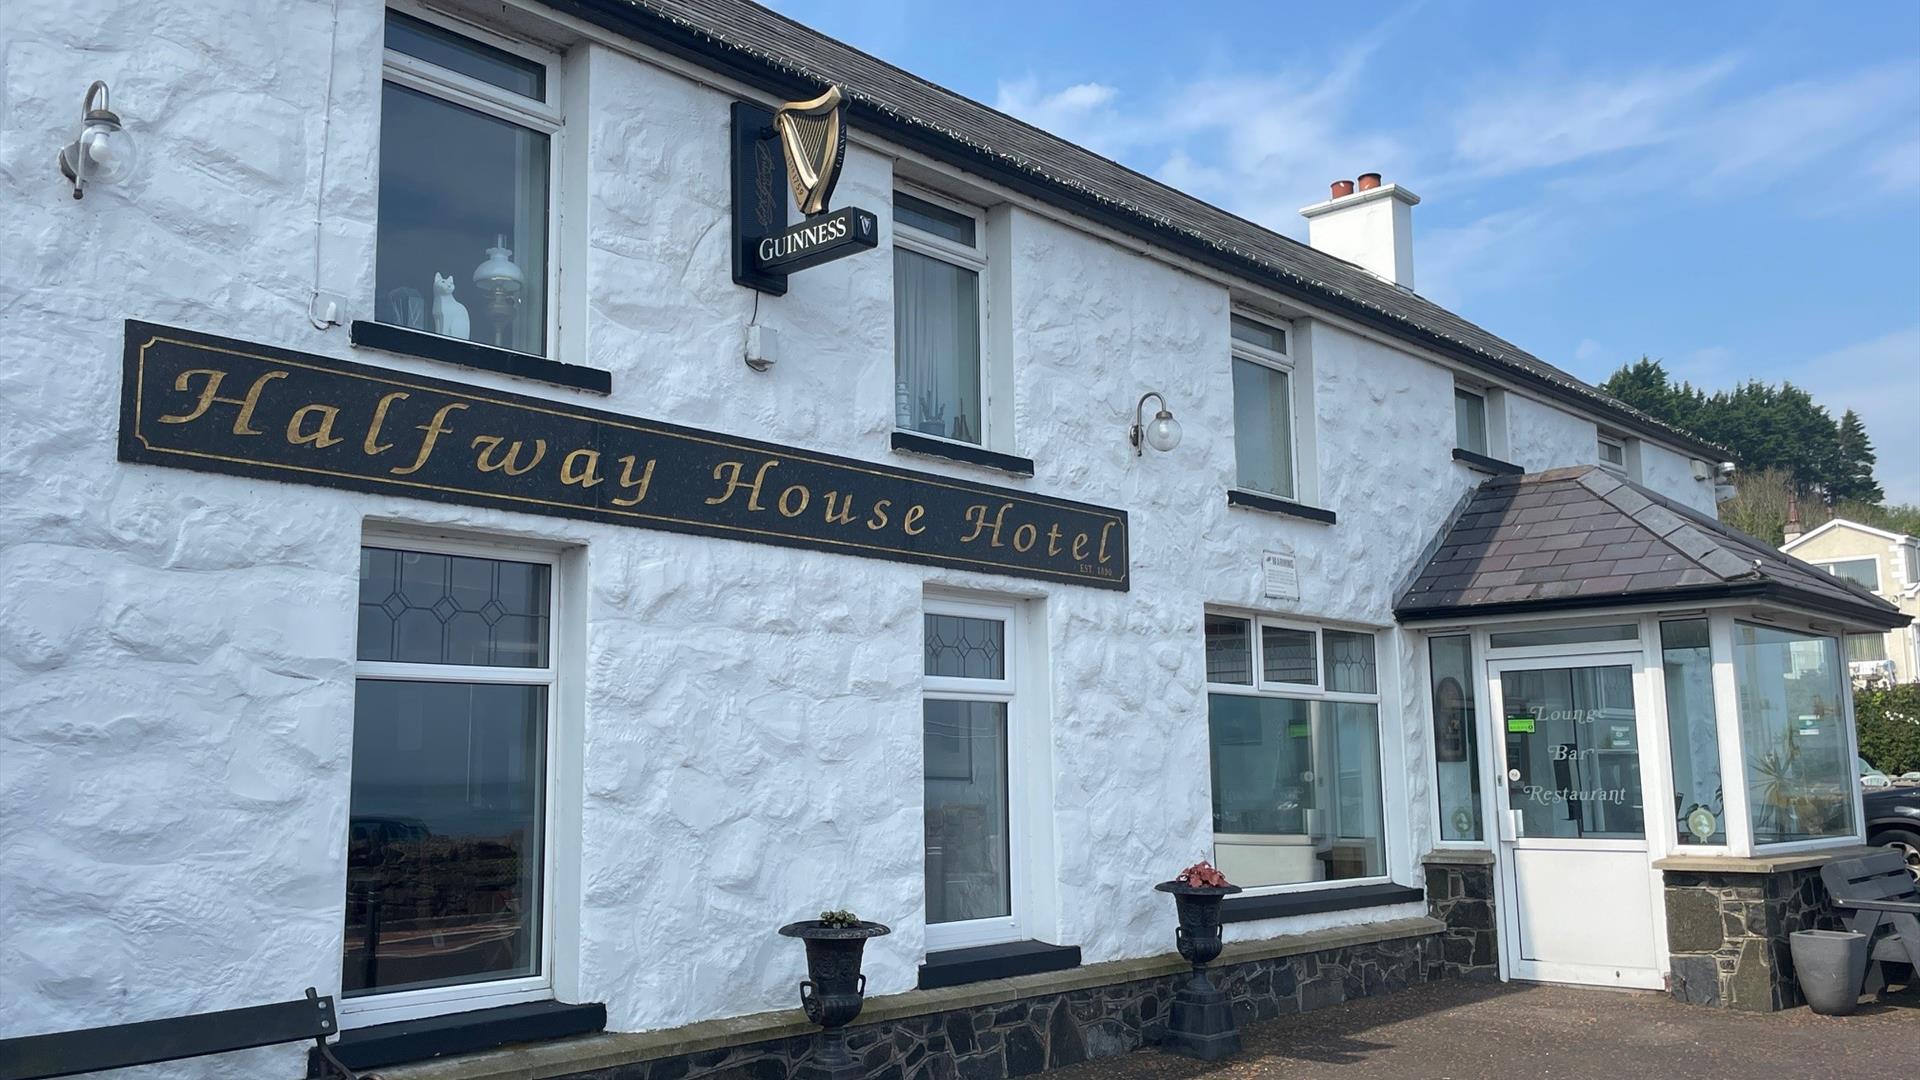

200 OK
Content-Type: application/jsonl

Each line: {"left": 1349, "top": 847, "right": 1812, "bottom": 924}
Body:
{"left": 893, "top": 185, "right": 992, "bottom": 451}
{"left": 1230, "top": 310, "right": 1300, "bottom": 502}
{"left": 1813, "top": 556, "right": 1882, "bottom": 593}
{"left": 1597, "top": 433, "right": 1628, "bottom": 475}
{"left": 1203, "top": 610, "right": 1393, "bottom": 899}
{"left": 378, "top": 1, "right": 566, "bottom": 359}
{"left": 1453, "top": 383, "right": 1489, "bottom": 456}
{"left": 922, "top": 595, "right": 1028, "bottom": 950}
{"left": 342, "top": 531, "right": 564, "bottom": 1025}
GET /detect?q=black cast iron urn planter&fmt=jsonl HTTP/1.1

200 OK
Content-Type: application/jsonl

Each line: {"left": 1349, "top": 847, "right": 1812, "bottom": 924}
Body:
{"left": 778, "top": 916, "right": 891, "bottom": 1080}
{"left": 1155, "top": 877, "right": 1243, "bottom": 1060}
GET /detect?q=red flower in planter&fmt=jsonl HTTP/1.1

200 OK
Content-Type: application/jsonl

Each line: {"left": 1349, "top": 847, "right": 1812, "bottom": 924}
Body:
{"left": 1176, "top": 860, "right": 1231, "bottom": 888}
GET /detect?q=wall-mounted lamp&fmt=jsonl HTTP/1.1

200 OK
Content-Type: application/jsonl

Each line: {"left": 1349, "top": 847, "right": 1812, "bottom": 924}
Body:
{"left": 1129, "top": 391, "right": 1182, "bottom": 456}
{"left": 57, "top": 81, "right": 138, "bottom": 199}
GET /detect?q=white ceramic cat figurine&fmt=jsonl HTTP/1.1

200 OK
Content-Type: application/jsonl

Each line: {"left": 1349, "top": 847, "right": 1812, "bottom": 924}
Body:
{"left": 431, "top": 273, "right": 471, "bottom": 340}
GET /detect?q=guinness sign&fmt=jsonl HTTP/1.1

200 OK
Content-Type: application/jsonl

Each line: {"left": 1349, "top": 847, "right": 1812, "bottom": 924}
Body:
{"left": 732, "top": 86, "right": 879, "bottom": 294}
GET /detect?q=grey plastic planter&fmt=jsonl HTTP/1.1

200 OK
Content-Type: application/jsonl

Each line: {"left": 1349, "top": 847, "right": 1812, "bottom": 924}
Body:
{"left": 1788, "top": 929, "right": 1869, "bottom": 1015}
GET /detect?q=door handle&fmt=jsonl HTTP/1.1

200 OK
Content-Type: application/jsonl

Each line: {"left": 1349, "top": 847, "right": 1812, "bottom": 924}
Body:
{"left": 1498, "top": 808, "right": 1523, "bottom": 841}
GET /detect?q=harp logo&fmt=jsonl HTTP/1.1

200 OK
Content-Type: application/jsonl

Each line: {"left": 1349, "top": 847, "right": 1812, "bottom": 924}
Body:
{"left": 731, "top": 86, "right": 880, "bottom": 293}
{"left": 775, "top": 86, "right": 847, "bottom": 216}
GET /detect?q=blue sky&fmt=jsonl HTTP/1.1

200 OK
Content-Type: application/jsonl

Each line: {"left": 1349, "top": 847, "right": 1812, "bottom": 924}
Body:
{"left": 770, "top": 1, "right": 1920, "bottom": 502}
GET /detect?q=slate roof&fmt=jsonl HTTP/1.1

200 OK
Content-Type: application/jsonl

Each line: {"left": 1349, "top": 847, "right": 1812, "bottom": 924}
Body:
{"left": 555, "top": 0, "right": 1724, "bottom": 461}
{"left": 1395, "top": 466, "right": 1910, "bottom": 628}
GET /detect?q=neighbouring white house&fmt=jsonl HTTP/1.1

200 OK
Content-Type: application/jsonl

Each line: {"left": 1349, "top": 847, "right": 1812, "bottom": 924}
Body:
{"left": 1783, "top": 516, "right": 1920, "bottom": 684}
{"left": 1, "top": 1, "right": 1910, "bottom": 1077}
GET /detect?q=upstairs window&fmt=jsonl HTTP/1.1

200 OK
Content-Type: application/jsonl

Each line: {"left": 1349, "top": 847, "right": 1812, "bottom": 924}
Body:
{"left": 376, "top": 8, "right": 560, "bottom": 357}
{"left": 1231, "top": 314, "right": 1297, "bottom": 499}
{"left": 1815, "top": 558, "right": 1880, "bottom": 591}
{"left": 1597, "top": 434, "right": 1627, "bottom": 474}
{"left": 895, "top": 191, "right": 988, "bottom": 446}
{"left": 1454, "top": 386, "right": 1488, "bottom": 456}
{"left": 1846, "top": 633, "right": 1888, "bottom": 663}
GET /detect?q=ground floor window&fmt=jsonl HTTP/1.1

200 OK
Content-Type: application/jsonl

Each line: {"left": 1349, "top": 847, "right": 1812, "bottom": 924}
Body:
{"left": 1428, "top": 634, "right": 1482, "bottom": 842}
{"left": 923, "top": 598, "right": 1022, "bottom": 946}
{"left": 346, "top": 542, "right": 556, "bottom": 1006}
{"left": 1206, "top": 615, "right": 1386, "bottom": 889}
{"left": 1733, "top": 622, "right": 1854, "bottom": 845}
{"left": 1661, "top": 619, "right": 1726, "bottom": 845}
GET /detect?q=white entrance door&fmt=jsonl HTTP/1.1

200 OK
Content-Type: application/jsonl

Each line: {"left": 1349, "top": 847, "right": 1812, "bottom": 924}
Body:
{"left": 1489, "top": 654, "right": 1663, "bottom": 989}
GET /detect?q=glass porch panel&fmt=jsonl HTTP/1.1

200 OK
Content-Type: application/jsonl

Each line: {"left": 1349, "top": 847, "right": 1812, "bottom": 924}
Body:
{"left": 1500, "top": 665, "right": 1645, "bottom": 840}
{"left": 344, "top": 680, "right": 546, "bottom": 996}
{"left": 1733, "top": 624, "right": 1856, "bottom": 845}
{"left": 1661, "top": 619, "right": 1726, "bottom": 844}
{"left": 1429, "top": 635, "right": 1483, "bottom": 841}
{"left": 923, "top": 699, "right": 1011, "bottom": 924}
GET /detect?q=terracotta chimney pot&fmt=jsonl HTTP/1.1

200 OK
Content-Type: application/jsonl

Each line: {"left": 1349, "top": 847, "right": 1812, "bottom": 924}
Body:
{"left": 1357, "top": 172, "right": 1382, "bottom": 191}
{"left": 1330, "top": 179, "right": 1356, "bottom": 199}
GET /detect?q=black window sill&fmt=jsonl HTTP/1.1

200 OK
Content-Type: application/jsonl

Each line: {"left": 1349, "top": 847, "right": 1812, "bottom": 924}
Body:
{"left": 1218, "top": 883, "right": 1425, "bottom": 924}
{"left": 917, "top": 940, "right": 1081, "bottom": 989}
{"left": 1451, "top": 447, "right": 1523, "bottom": 476}
{"left": 891, "top": 431, "right": 1035, "bottom": 477}
{"left": 308, "top": 999, "right": 605, "bottom": 1075}
{"left": 350, "top": 321, "right": 612, "bottom": 395}
{"left": 1226, "top": 488, "right": 1337, "bottom": 524}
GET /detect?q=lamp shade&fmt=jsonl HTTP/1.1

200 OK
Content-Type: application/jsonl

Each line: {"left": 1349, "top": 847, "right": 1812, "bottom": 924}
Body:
{"left": 473, "top": 235, "right": 524, "bottom": 294}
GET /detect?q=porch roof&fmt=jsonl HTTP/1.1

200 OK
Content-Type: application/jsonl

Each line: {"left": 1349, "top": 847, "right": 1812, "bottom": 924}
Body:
{"left": 1395, "top": 466, "right": 1910, "bottom": 629}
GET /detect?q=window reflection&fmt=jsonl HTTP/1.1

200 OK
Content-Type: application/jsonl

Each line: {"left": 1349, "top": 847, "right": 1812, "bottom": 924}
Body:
{"left": 1734, "top": 623, "right": 1855, "bottom": 845}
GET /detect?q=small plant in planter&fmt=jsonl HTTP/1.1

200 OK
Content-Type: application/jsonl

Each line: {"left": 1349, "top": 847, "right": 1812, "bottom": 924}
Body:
{"left": 778, "top": 909, "right": 891, "bottom": 1077}
{"left": 1153, "top": 860, "right": 1243, "bottom": 1061}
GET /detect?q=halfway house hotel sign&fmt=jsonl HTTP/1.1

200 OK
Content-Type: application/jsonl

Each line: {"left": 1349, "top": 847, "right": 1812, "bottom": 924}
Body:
{"left": 117, "top": 323, "right": 1129, "bottom": 590}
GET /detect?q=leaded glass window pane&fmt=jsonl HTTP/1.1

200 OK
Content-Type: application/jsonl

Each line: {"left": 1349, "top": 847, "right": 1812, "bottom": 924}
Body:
{"left": 1261, "top": 625, "right": 1317, "bottom": 685}
{"left": 358, "top": 548, "right": 551, "bottom": 667}
{"left": 1324, "top": 630, "right": 1377, "bottom": 694}
{"left": 1205, "top": 614, "right": 1253, "bottom": 684}
{"left": 924, "top": 613, "right": 1005, "bottom": 679}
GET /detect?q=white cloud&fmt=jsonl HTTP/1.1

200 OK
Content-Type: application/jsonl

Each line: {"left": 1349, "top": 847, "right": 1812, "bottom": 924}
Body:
{"left": 1448, "top": 59, "right": 1735, "bottom": 177}
{"left": 1865, "top": 135, "right": 1920, "bottom": 194}
{"left": 1801, "top": 327, "right": 1920, "bottom": 504}
{"left": 991, "top": 78, "right": 1128, "bottom": 157}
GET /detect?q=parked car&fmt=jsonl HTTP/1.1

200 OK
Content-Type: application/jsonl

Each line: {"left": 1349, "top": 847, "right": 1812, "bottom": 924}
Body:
{"left": 1864, "top": 784, "right": 1920, "bottom": 882}
{"left": 1858, "top": 756, "right": 1892, "bottom": 789}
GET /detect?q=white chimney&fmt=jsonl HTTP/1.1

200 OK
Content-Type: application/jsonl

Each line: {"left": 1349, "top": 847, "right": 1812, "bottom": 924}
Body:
{"left": 1299, "top": 173, "right": 1420, "bottom": 290}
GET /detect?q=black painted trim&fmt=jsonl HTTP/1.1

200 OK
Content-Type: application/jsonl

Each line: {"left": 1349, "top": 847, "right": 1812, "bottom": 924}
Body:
{"left": 307, "top": 1000, "right": 606, "bottom": 1075}
{"left": 349, "top": 321, "right": 612, "bottom": 395}
{"left": 891, "top": 431, "right": 1035, "bottom": 477}
{"left": 539, "top": 0, "right": 1727, "bottom": 464}
{"left": 1397, "top": 580, "right": 1907, "bottom": 630}
{"left": 1226, "top": 488, "right": 1337, "bottom": 524}
{"left": 917, "top": 940, "right": 1082, "bottom": 989}
{"left": 1451, "top": 448, "right": 1524, "bottom": 476}
{"left": 1219, "top": 883, "right": 1425, "bottom": 924}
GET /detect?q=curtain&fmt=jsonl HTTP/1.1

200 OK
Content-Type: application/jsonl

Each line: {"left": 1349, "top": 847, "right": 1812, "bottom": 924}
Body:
{"left": 895, "top": 248, "right": 982, "bottom": 443}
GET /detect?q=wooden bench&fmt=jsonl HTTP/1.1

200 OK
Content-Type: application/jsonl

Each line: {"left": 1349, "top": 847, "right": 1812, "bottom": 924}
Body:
{"left": 1820, "top": 848, "right": 1920, "bottom": 993}
{"left": 0, "top": 987, "right": 359, "bottom": 1080}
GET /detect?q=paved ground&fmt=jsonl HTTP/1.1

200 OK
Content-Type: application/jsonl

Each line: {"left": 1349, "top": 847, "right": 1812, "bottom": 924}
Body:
{"left": 1045, "top": 980, "right": 1918, "bottom": 1080}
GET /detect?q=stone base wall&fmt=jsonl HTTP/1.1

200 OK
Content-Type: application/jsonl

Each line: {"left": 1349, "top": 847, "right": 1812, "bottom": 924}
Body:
{"left": 547, "top": 931, "right": 1444, "bottom": 1080}
{"left": 1663, "top": 866, "right": 1840, "bottom": 1011}
{"left": 1423, "top": 856, "right": 1499, "bottom": 981}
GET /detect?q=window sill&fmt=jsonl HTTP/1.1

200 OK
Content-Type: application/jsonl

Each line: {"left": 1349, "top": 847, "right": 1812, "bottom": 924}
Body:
{"left": 1218, "top": 882, "right": 1425, "bottom": 924}
{"left": 1226, "top": 488, "right": 1337, "bottom": 524}
{"left": 350, "top": 321, "right": 612, "bottom": 395}
{"left": 891, "top": 430, "right": 1035, "bottom": 477}
{"left": 1451, "top": 448, "right": 1523, "bottom": 476}
{"left": 310, "top": 999, "right": 605, "bottom": 1075}
{"left": 917, "top": 939, "right": 1082, "bottom": 990}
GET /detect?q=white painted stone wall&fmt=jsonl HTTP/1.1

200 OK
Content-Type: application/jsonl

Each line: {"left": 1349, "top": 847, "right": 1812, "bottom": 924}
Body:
{"left": 0, "top": 1, "right": 1719, "bottom": 1074}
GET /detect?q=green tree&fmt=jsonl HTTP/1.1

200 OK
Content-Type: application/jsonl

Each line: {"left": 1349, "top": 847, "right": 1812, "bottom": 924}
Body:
{"left": 1830, "top": 409, "right": 1884, "bottom": 504}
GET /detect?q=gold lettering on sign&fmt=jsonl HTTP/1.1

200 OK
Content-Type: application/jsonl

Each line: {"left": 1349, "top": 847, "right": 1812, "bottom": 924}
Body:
{"left": 390, "top": 403, "right": 467, "bottom": 476}
{"left": 1012, "top": 523, "right": 1038, "bottom": 553}
{"left": 1046, "top": 523, "right": 1064, "bottom": 557}
{"left": 960, "top": 502, "right": 1013, "bottom": 547}
{"left": 822, "top": 491, "right": 858, "bottom": 526}
{"left": 706, "top": 459, "right": 779, "bottom": 509}
{"left": 1098, "top": 521, "right": 1118, "bottom": 564}
{"left": 472, "top": 436, "right": 548, "bottom": 476}
{"left": 157, "top": 368, "right": 288, "bottom": 435}
{"left": 1071, "top": 533, "right": 1091, "bottom": 561}
{"left": 776, "top": 484, "right": 811, "bottom": 518}
{"left": 363, "top": 391, "right": 410, "bottom": 455}
{"left": 902, "top": 504, "right": 927, "bottom": 535}
{"left": 559, "top": 449, "right": 603, "bottom": 488}
{"left": 611, "top": 455, "right": 656, "bottom": 507}
{"left": 285, "top": 403, "right": 344, "bottom": 448}
{"left": 865, "top": 499, "right": 892, "bottom": 530}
